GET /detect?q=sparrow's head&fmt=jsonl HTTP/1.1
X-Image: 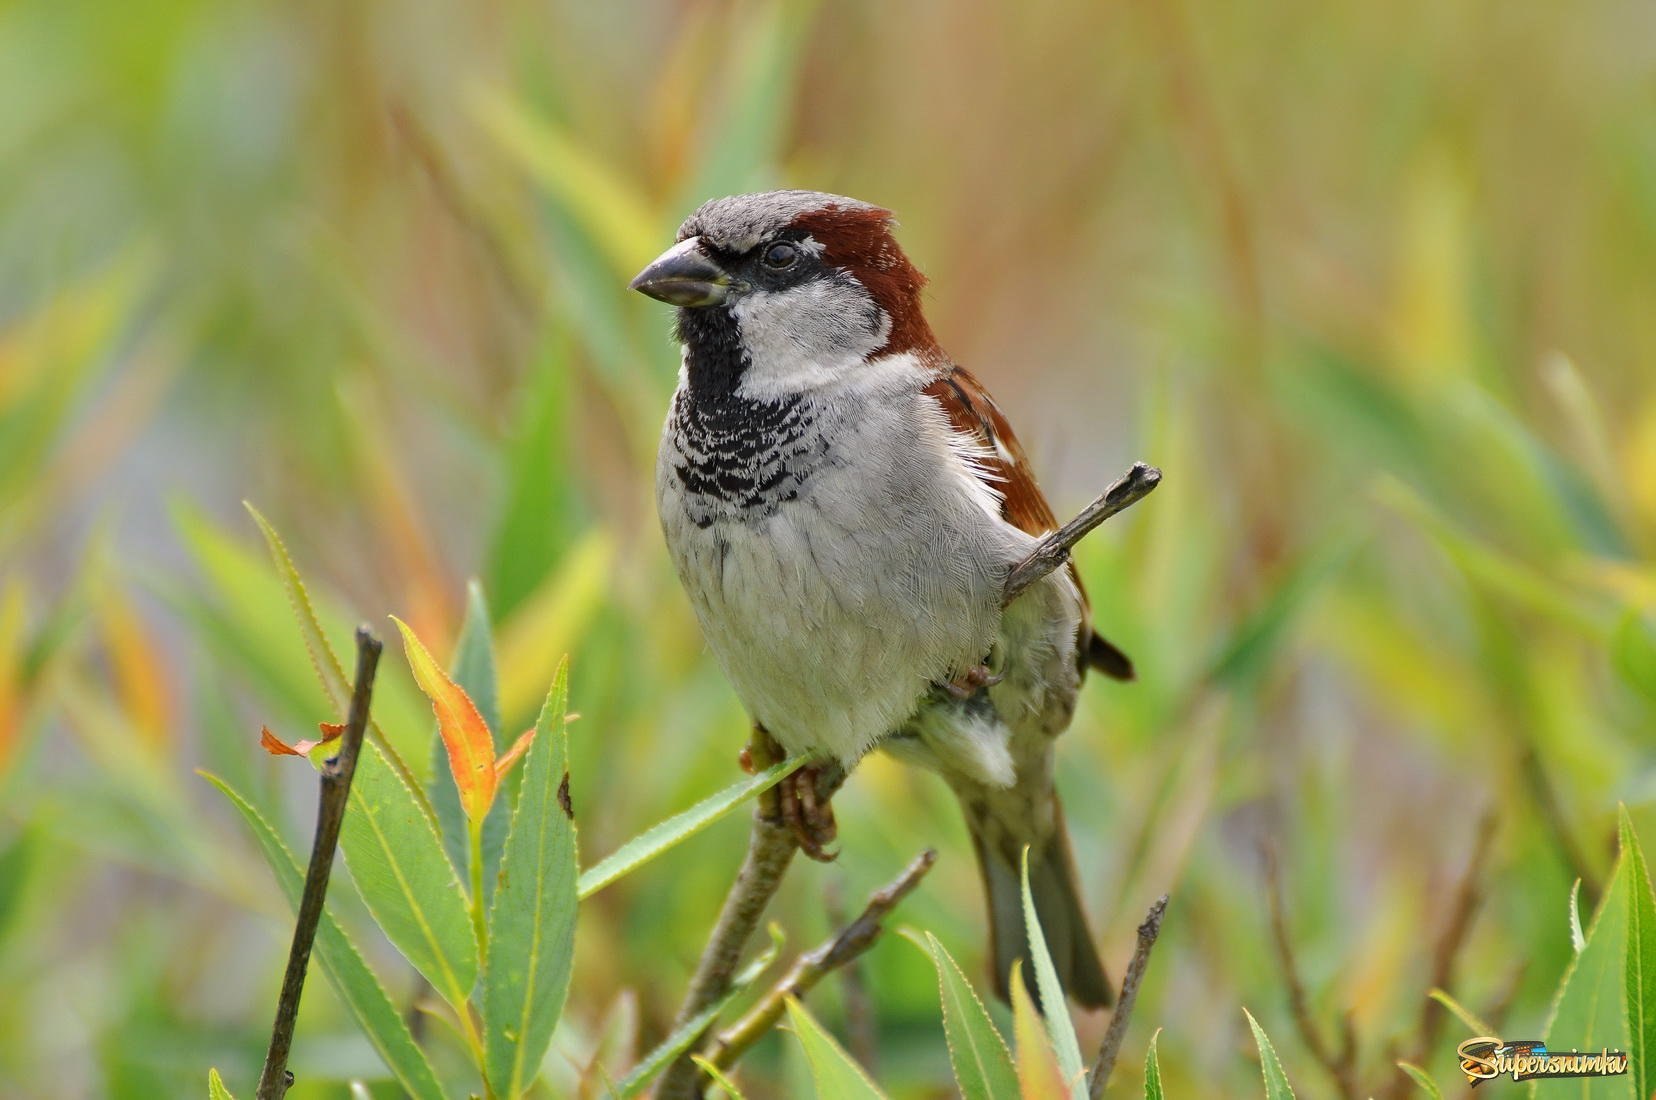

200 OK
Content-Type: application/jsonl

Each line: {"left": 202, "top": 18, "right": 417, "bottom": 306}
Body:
{"left": 630, "top": 190, "right": 936, "bottom": 396}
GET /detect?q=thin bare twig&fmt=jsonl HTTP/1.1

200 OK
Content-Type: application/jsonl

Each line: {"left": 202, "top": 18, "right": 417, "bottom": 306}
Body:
{"left": 1380, "top": 809, "right": 1499, "bottom": 1100}
{"left": 1003, "top": 463, "right": 1162, "bottom": 606}
{"left": 825, "top": 880, "right": 880, "bottom": 1074}
{"left": 653, "top": 730, "right": 845, "bottom": 1100}
{"left": 1088, "top": 895, "right": 1170, "bottom": 1099}
{"left": 256, "top": 627, "right": 383, "bottom": 1100}
{"left": 706, "top": 849, "right": 938, "bottom": 1073}
{"left": 1263, "top": 842, "right": 1359, "bottom": 1100}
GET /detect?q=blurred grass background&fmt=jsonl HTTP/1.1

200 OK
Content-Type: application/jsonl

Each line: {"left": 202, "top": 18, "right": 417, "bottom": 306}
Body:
{"left": 2, "top": 0, "right": 1654, "bottom": 1095}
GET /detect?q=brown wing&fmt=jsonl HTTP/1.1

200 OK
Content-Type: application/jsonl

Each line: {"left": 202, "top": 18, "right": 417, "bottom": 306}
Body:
{"left": 924, "top": 365, "right": 1135, "bottom": 681}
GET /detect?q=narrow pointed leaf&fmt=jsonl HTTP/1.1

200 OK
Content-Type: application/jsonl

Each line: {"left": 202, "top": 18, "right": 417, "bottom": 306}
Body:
{"left": 1396, "top": 1062, "right": 1441, "bottom": 1099}
{"left": 1244, "top": 1009, "right": 1298, "bottom": 1100}
{"left": 611, "top": 926, "right": 784, "bottom": 1098}
{"left": 1019, "top": 849, "right": 1085, "bottom": 1094}
{"left": 207, "top": 1068, "right": 236, "bottom": 1100}
{"left": 240, "top": 504, "right": 427, "bottom": 799}
{"left": 483, "top": 662, "right": 577, "bottom": 1097}
{"left": 1011, "top": 960, "right": 1069, "bottom": 1100}
{"left": 1143, "top": 1029, "right": 1164, "bottom": 1100}
{"left": 202, "top": 773, "right": 445, "bottom": 1100}
{"left": 783, "top": 996, "right": 888, "bottom": 1099}
{"left": 338, "top": 740, "right": 479, "bottom": 1011}
{"left": 246, "top": 504, "right": 350, "bottom": 710}
{"left": 577, "top": 759, "right": 798, "bottom": 899}
{"left": 431, "top": 584, "right": 512, "bottom": 903}
{"left": 395, "top": 615, "right": 497, "bottom": 823}
{"left": 1621, "top": 807, "right": 1656, "bottom": 1100}
{"left": 1544, "top": 848, "right": 1629, "bottom": 1073}
{"left": 910, "top": 930, "right": 1017, "bottom": 1100}
{"left": 691, "top": 1055, "right": 749, "bottom": 1099}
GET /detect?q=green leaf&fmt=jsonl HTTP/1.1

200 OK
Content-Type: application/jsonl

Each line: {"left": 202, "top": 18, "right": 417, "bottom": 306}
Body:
{"left": 242, "top": 504, "right": 428, "bottom": 800}
{"left": 201, "top": 773, "right": 445, "bottom": 1100}
{"left": 1207, "top": 532, "right": 1355, "bottom": 690}
{"left": 909, "top": 930, "right": 1017, "bottom": 1100}
{"left": 1244, "top": 1009, "right": 1298, "bottom": 1100}
{"left": 677, "top": 0, "right": 818, "bottom": 205}
{"left": 1426, "top": 988, "right": 1493, "bottom": 1036}
{"left": 1144, "top": 1029, "right": 1164, "bottom": 1100}
{"left": 1020, "top": 848, "right": 1085, "bottom": 1095}
{"left": 1572, "top": 878, "right": 1588, "bottom": 953}
{"left": 691, "top": 1055, "right": 749, "bottom": 1099}
{"left": 611, "top": 926, "right": 784, "bottom": 1099}
{"left": 207, "top": 1068, "right": 236, "bottom": 1100}
{"left": 484, "top": 354, "right": 578, "bottom": 622}
{"left": 577, "top": 759, "right": 799, "bottom": 899}
{"left": 339, "top": 740, "right": 479, "bottom": 1012}
{"left": 0, "top": 822, "right": 42, "bottom": 958}
{"left": 1621, "top": 807, "right": 1656, "bottom": 1100}
{"left": 783, "top": 996, "right": 888, "bottom": 1100}
{"left": 1613, "top": 609, "right": 1656, "bottom": 705}
{"left": 1544, "top": 846, "right": 1629, "bottom": 1088}
{"left": 483, "top": 662, "right": 578, "bottom": 1098}
{"left": 1396, "top": 1062, "right": 1441, "bottom": 1099}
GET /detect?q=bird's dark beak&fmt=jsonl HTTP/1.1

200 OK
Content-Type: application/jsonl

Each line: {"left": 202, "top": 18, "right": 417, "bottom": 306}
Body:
{"left": 629, "top": 238, "right": 731, "bottom": 308}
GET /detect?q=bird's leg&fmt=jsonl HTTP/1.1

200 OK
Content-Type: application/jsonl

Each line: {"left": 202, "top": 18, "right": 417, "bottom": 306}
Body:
{"left": 940, "top": 663, "right": 1004, "bottom": 699}
{"left": 779, "top": 765, "right": 838, "bottom": 862}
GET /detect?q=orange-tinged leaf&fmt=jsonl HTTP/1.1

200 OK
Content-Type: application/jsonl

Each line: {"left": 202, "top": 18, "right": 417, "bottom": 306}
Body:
{"left": 1009, "top": 961, "right": 1068, "bottom": 1100}
{"left": 393, "top": 616, "right": 497, "bottom": 822}
{"left": 98, "top": 583, "right": 171, "bottom": 750}
{"left": 0, "top": 583, "right": 27, "bottom": 776}
{"left": 493, "top": 726, "right": 537, "bottom": 782}
{"left": 260, "top": 722, "right": 343, "bottom": 758}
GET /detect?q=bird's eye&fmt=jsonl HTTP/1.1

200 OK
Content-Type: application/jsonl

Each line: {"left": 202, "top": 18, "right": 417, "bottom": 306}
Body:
{"left": 762, "top": 242, "right": 798, "bottom": 269}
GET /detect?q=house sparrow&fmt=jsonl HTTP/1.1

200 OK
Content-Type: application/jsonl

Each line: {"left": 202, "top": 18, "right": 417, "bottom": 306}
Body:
{"left": 632, "top": 190, "right": 1132, "bottom": 1008}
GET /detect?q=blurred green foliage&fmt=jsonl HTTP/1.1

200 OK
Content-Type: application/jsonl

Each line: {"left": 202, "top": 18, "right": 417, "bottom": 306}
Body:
{"left": 1, "top": 0, "right": 1653, "bottom": 1095}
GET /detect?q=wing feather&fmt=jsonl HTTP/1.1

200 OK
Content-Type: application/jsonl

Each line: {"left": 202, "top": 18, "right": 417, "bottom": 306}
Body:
{"left": 924, "top": 366, "right": 1134, "bottom": 681}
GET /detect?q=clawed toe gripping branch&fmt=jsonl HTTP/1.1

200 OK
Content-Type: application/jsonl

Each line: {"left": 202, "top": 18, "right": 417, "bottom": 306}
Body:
{"left": 656, "top": 461, "right": 1163, "bottom": 1099}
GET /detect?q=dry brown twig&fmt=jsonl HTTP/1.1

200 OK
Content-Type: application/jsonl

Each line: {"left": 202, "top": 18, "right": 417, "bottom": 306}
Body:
{"left": 1263, "top": 841, "right": 1360, "bottom": 1100}
{"left": 703, "top": 849, "right": 938, "bottom": 1075}
{"left": 1380, "top": 808, "right": 1499, "bottom": 1100}
{"left": 653, "top": 729, "right": 846, "bottom": 1100}
{"left": 256, "top": 627, "right": 383, "bottom": 1100}
{"left": 1003, "top": 463, "right": 1162, "bottom": 605}
{"left": 1088, "top": 894, "right": 1171, "bottom": 1099}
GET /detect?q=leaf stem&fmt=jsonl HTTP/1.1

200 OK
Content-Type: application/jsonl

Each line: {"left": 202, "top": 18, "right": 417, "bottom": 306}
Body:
{"left": 469, "top": 815, "right": 488, "bottom": 954}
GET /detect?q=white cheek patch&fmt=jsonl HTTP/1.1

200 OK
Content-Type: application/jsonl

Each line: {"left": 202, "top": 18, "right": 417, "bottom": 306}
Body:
{"left": 731, "top": 278, "right": 892, "bottom": 398}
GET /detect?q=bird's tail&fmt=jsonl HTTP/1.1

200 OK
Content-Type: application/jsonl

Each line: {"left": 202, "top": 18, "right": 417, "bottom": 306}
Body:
{"left": 960, "top": 786, "right": 1112, "bottom": 1010}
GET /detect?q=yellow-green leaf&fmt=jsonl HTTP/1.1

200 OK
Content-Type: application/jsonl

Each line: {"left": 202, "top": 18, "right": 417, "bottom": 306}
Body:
{"left": 202, "top": 773, "right": 445, "bottom": 1100}
{"left": 1011, "top": 960, "right": 1068, "bottom": 1100}
{"left": 207, "top": 1068, "right": 236, "bottom": 1100}
{"left": 910, "top": 930, "right": 1017, "bottom": 1100}
{"left": 1244, "top": 1009, "right": 1298, "bottom": 1100}
{"left": 482, "top": 662, "right": 577, "bottom": 1097}
{"left": 338, "top": 740, "right": 479, "bottom": 1011}
{"left": 1621, "top": 807, "right": 1656, "bottom": 1100}
{"left": 1019, "top": 849, "right": 1085, "bottom": 1094}
{"left": 783, "top": 996, "right": 888, "bottom": 1100}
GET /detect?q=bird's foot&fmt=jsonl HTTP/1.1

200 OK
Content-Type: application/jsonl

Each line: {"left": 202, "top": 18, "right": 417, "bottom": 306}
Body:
{"left": 939, "top": 663, "right": 1004, "bottom": 700}
{"left": 779, "top": 765, "right": 838, "bottom": 862}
